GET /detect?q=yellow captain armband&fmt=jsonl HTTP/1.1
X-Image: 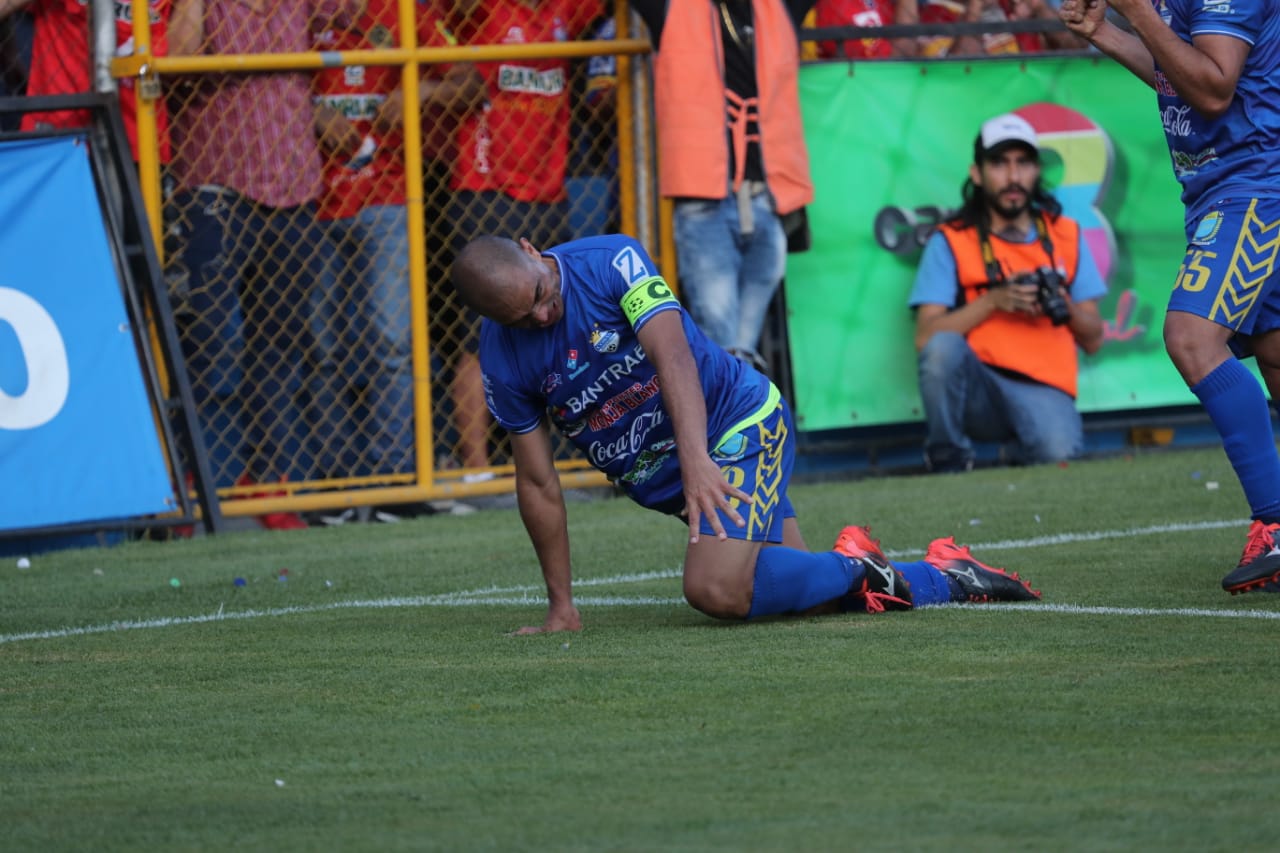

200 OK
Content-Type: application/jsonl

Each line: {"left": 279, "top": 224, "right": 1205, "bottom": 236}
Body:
{"left": 620, "top": 276, "right": 678, "bottom": 325}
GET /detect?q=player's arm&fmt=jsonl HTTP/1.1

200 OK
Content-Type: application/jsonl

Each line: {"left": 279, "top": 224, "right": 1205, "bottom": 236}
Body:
{"left": 1059, "top": 0, "right": 1158, "bottom": 88}
{"left": 1108, "top": 0, "right": 1249, "bottom": 117}
{"left": 1024, "top": 0, "right": 1086, "bottom": 51}
{"left": 510, "top": 423, "right": 581, "bottom": 635}
{"left": 637, "top": 310, "right": 750, "bottom": 543}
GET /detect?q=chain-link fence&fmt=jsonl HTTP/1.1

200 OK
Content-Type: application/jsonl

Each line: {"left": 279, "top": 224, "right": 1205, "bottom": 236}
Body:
{"left": 1, "top": 1, "right": 1074, "bottom": 530}
{"left": 2, "top": 0, "right": 652, "bottom": 527}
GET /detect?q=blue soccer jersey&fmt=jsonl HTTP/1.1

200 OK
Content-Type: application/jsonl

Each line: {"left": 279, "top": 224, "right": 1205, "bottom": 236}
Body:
{"left": 479, "top": 234, "right": 774, "bottom": 509}
{"left": 1156, "top": 0, "right": 1280, "bottom": 219}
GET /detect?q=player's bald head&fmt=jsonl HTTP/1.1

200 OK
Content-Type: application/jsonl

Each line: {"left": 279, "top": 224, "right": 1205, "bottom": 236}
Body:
{"left": 451, "top": 235, "right": 533, "bottom": 316}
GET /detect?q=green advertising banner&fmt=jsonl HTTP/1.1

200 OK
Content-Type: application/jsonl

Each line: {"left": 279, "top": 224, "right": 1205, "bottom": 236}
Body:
{"left": 787, "top": 57, "right": 1206, "bottom": 432}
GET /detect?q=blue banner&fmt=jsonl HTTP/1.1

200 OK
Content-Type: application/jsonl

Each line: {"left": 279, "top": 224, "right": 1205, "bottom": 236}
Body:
{"left": 0, "top": 136, "right": 174, "bottom": 530}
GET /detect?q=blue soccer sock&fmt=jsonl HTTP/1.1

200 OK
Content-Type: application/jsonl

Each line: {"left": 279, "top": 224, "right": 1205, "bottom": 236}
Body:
{"left": 746, "top": 549, "right": 862, "bottom": 619}
{"left": 893, "top": 560, "right": 953, "bottom": 607}
{"left": 1192, "top": 359, "right": 1280, "bottom": 521}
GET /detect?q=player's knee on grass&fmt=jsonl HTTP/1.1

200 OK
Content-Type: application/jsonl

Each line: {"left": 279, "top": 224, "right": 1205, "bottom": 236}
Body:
{"left": 682, "top": 572, "right": 752, "bottom": 620}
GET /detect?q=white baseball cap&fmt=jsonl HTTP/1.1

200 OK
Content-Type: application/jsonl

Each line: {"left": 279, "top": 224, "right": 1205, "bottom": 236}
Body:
{"left": 977, "top": 113, "right": 1039, "bottom": 160}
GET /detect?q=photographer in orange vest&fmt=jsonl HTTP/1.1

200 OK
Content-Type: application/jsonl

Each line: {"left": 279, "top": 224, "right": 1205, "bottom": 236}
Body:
{"left": 909, "top": 113, "right": 1107, "bottom": 473}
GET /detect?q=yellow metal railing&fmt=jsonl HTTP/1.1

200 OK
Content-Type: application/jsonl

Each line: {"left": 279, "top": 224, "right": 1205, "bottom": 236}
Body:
{"left": 112, "top": 0, "right": 653, "bottom": 521}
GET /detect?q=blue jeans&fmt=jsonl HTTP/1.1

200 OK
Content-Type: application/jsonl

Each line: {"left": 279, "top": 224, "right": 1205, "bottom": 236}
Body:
{"left": 314, "top": 205, "right": 415, "bottom": 474}
{"left": 166, "top": 186, "right": 333, "bottom": 486}
{"left": 673, "top": 191, "right": 787, "bottom": 354}
{"left": 917, "top": 331, "right": 1084, "bottom": 470}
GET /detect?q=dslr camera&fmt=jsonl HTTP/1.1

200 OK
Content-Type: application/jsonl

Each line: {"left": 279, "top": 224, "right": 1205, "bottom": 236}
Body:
{"left": 1011, "top": 267, "right": 1071, "bottom": 326}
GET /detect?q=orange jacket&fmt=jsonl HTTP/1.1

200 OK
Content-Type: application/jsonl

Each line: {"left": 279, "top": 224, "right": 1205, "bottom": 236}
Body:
{"left": 652, "top": 0, "right": 813, "bottom": 214}
{"left": 938, "top": 214, "right": 1083, "bottom": 397}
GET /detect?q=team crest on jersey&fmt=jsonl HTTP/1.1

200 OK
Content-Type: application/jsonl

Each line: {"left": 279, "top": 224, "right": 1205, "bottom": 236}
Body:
{"left": 553, "top": 17, "right": 568, "bottom": 41}
{"left": 1192, "top": 211, "right": 1225, "bottom": 246}
{"left": 503, "top": 26, "right": 526, "bottom": 44}
{"left": 344, "top": 65, "right": 366, "bottom": 87}
{"left": 591, "top": 325, "right": 620, "bottom": 353}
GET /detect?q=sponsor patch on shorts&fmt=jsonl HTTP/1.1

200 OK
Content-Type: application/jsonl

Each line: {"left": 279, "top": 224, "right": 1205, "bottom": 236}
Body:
{"left": 1192, "top": 210, "right": 1224, "bottom": 246}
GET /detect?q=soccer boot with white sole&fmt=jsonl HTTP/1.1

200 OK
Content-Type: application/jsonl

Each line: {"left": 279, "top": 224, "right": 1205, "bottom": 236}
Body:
{"left": 1221, "top": 520, "right": 1280, "bottom": 594}
{"left": 833, "top": 525, "right": 913, "bottom": 612}
{"left": 924, "top": 536, "right": 1041, "bottom": 602}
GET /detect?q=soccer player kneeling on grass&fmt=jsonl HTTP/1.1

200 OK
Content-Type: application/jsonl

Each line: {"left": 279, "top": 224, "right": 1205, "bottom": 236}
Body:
{"left": 451, "top": 234, "right": 1041, "bottom": 633}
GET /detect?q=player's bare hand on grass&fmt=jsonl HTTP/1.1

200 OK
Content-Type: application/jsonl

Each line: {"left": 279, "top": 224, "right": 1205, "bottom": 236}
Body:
{"left": 681, "top": 452, "right": 752, "bottom": 543}
{"left": 510, "top": 605, "right": 582, "bottom": 636}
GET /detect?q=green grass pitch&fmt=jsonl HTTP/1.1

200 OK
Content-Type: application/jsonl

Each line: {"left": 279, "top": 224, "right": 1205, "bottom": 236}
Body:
{"left": 3, "top": 445, "right": 1279, "bottom": 851}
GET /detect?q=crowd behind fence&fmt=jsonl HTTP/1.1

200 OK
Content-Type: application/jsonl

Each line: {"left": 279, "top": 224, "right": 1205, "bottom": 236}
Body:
{"left": 0, "top": 0, "right": 1096, "bottom": 531}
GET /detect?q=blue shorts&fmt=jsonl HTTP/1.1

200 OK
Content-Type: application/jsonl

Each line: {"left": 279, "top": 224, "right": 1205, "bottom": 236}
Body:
{"left": 699, "top": 398, "right": 797, "bottom": 544}
{"left": 1169, "top": 197, "right": 1280, "bottom": 356}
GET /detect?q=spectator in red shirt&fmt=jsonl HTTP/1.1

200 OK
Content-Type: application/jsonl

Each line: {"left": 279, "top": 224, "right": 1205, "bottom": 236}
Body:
{"left": 0, "top": 0, "right": 200, "bottom": 160}
{"left": 813, "top": 0, "right": 921, "bottom": 59}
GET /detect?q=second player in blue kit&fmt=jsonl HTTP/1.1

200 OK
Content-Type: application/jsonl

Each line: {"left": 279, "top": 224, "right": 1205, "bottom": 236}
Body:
{"left": 1060, "top": 0, "right": 1280, "bottom": 593}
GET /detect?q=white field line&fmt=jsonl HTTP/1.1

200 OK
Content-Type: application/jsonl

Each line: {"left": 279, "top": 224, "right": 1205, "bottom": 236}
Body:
{"left": 2, "top": 518, "right": 1273, "bottom": 646}
{"left": 880, "top": 517, "right": 1250, "bottom": 559}
{"left": 0, "top": 595, "right": 688, "bottom": 645}
{"left": 956, "top": 602, "right": 1280, "bottom": 619}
